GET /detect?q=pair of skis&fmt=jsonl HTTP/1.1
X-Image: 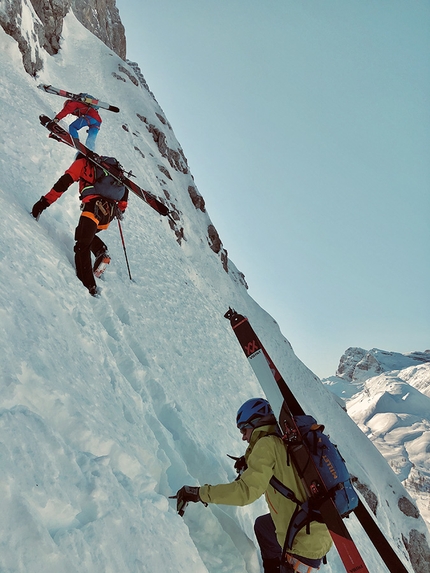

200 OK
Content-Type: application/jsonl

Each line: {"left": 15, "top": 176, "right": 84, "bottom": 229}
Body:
{"left": 39, "top": 114, "right": 169, "bottom": 217}
{"left": 224, "top": 309, "right": 410, "bottom": 573}
{"left": 37, "top": 84, "right": 119, "bottom": 113}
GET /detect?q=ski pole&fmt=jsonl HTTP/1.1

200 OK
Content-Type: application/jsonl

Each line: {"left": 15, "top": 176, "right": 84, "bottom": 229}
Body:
{"left": 117, "top": 219, "right": 133, "bottom": 281}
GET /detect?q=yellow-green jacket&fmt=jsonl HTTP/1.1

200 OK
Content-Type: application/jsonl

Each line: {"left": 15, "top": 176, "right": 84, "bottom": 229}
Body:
{"left": 199, "top": 425, "right": 333, "bottom": 560}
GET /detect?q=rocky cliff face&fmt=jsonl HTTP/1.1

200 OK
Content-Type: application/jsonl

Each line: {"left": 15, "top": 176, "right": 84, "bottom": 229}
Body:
{"left": 72, "top": 0, "right": 125, "bottom": 59}
{"left": 336, "top": 346, "right": 430, "bottom": 383}
{"left": 0, "top": 0, "right": 125, "bottom": 75}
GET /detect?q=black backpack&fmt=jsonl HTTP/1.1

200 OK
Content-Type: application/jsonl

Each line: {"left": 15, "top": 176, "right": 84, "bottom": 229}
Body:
{"left": 81, "top": 157, "right": 126, "bottom": 201}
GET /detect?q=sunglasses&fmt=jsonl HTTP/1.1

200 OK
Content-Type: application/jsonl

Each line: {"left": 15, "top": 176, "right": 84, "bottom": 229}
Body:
{"left": 239, "top": 425, "right": 252, "bottom": 435}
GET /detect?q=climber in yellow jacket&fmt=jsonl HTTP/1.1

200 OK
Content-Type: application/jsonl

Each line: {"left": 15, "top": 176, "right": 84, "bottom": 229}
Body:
{"left": 173, "top": 398, "right": 332, "bottom": 573}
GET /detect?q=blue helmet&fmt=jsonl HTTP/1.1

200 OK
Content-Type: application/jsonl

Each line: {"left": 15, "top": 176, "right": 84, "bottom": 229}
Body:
{"left": 236, "top": 398, "right": 275, "bottom": 430}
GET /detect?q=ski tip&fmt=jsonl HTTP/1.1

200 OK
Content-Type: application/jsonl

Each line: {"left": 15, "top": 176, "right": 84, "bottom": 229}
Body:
{"left": 224, "top": 308, "right": 247, "bottom": 326}
{"left": 224, "top": 307, "right": 236, "bottom": 320}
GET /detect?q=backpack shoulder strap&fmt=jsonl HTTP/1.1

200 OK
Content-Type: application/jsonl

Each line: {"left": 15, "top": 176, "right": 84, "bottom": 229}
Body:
{"left": 267, "top": 431, "right": 302, "bottom": 504}
{"left": 269, "top": 475, "right": 302, "bottom": 505}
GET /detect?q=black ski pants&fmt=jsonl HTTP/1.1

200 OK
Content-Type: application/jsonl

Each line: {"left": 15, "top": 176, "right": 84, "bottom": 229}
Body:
{"left": 255, "top": 513, "right": 282, "bottom": 570}
{"left": 74, "top": 198, "right": 115, "bottom": 291}
{"left": 254, "top": 514, "right": 321, "bottom": 573}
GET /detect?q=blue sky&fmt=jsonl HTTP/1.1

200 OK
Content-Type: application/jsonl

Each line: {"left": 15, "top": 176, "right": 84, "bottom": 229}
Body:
{"left": 115, "top": 0, "right": 430, "bottom": 378}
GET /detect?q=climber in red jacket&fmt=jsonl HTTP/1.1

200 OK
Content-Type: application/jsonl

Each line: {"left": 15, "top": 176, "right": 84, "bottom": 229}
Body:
{"left": 53, "top": 97, "right": 102, "bottom": 150}
{"left": 32, "top": 155, "right": 128, "bottom": 297}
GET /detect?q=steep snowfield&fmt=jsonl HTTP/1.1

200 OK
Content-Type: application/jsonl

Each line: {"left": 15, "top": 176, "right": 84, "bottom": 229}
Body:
{"left": 0, "top": 12, "right": 429, "bottom": 573}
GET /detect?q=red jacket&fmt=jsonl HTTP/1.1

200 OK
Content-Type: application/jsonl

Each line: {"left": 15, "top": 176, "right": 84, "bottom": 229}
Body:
{"left": 55, "top": 100, "right": 102, "bottom": 124}
{"left": 44, "top": 157, "right": 128, "bottom": 211}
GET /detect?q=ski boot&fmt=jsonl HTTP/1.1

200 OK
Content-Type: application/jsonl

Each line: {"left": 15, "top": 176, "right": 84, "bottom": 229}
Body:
{"left": 93, "top": 248, "right": 111, "bottom": 278}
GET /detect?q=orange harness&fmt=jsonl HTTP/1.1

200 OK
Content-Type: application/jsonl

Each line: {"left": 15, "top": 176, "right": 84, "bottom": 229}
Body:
{"left": 285, "top": 554, "right": 320, "bottom": 573}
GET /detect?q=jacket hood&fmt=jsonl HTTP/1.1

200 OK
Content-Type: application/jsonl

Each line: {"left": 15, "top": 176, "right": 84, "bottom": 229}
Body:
{"left": 245, "top": 424, "right": 280, "bottom": 459}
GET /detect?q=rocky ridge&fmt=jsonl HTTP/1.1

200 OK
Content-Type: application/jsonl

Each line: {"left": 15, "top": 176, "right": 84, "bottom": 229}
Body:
{"left": 0, "top": 0, "right": 125, "bottom": 75}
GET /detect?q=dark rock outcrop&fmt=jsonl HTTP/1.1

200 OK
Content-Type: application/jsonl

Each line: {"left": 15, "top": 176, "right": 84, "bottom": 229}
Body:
{"left": 188, "top": 186, "right": 206, "bottom": 212}
{"left": 72, "top": 0, "right": 125, "bottom": 59}
{"left": 0, "top": 0, "right": 125, "bottom": 76}
{"left": 402, "top": 530, "right": 430, "bottom": 573}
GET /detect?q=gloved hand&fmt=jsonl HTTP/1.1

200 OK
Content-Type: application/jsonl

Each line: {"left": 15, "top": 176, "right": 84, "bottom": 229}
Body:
{"left": 115, "top": 204, "right": 125, "bottom": 220}
{"left": 171, "top": 485, "right": 204, "bottom": 517}
{"left": 227, "top": 454, "right": 247, "bottom": 480}
{"left": 31, "top": 196, "right": 50, "bottom": 220}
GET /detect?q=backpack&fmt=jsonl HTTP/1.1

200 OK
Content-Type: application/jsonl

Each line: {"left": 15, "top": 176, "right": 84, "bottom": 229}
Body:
{"left": 81, "top": 157, "right": 126, "bottom": 202}
{"left": 78, "top": 93, "right": 100, "bottom": 110}
{"left": 270, "top": 415, "right": 358, "bottom": 550}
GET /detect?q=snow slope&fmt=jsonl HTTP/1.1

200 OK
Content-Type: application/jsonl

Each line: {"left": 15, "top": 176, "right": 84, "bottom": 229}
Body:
{"left": 0, "top": 11, "right": 429, "bottom": 573}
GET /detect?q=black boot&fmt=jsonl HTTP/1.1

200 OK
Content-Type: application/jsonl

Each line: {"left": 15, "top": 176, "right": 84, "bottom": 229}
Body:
{"left": 262, "top": 558, "right": 281, "bottom": 573}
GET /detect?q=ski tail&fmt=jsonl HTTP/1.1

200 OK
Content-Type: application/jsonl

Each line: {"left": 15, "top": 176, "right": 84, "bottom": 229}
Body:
{"left": 354, "top": 500, "right": 409, "bottom": 573}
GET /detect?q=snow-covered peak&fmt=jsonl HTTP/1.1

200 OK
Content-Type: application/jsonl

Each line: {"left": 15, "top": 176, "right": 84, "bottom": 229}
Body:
{"left": 325, "top": 349, "right": 430, "bottom": 533}
{"left": 336, "top": 346, "right": 430, "bottom": 383}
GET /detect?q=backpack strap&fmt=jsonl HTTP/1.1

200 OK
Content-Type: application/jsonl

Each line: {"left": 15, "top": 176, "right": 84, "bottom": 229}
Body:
{"left": 269, "top": 475, "right": 302, "bottom": 505}
{"left": 269, "top": 460, "right": 323, "bottom": 556}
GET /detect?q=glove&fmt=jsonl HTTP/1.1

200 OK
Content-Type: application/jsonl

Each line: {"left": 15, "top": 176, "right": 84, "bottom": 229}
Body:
{"left": 31, "top": 196, "right": 50, "bottom": 220}
{"left": 227, "top": 454, "right": 247, "bottom": 479}
{"left": 233, "top": 455, "right": 247, "bottom": 476}
{"left": 115, "top": 204, "right": 125, "bottom": 220}
{"left": 172, "top": 485, "right": 204, "bottom": 517}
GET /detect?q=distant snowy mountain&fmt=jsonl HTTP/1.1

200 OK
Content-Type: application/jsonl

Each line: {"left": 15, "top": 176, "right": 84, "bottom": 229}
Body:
{"left": 337, "top": 347, "right": 430, "bottom": 384}
{"left": 1, "top": 4, "right": 430, "bottom": 573}
{"left": 323, "top": 348, "right": 430, "bottom": 530}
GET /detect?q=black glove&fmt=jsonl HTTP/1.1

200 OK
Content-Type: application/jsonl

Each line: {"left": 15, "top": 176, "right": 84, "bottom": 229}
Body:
{"left": 32, "top": 196, "right": 50, "bottom": 220}
{"left": 233, "top": 455, "right": 247, "bottom": 475}
{"left": 171, "top": 485, "right": 204, "bottom": 517}
{"left": 115, "top": 204, "right": 125, "bottom": 220}
{"left": 227, "top": 454, "right": 248, "bottom": 480}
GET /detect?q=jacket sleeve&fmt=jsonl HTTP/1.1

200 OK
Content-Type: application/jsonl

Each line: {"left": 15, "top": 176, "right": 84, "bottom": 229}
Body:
{"left": 43, "top": 158, "right": 86, "bottom": 205}
{"left": 199, "top": 438, "right": 276, "bottom": 506}
{"left": 54, "top": 100, "right": 78, "bottom": 121}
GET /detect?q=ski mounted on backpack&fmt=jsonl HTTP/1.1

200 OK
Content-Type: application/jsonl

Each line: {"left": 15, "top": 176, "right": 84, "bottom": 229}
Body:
{"left": 39, "top": 114, "right": 170, "bottom": 217}
{"left": 224, "top": 309, "right": 410, "bottom": 573}
{"left": 37, "top": 84, "right": 119, "bottom": 113}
